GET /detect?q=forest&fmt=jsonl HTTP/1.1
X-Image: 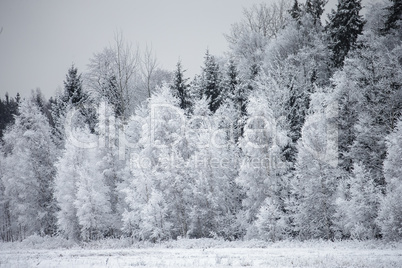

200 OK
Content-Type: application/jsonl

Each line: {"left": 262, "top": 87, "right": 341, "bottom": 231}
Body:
{"left": 0, "top": 0, "right": 401, "bottom": 243}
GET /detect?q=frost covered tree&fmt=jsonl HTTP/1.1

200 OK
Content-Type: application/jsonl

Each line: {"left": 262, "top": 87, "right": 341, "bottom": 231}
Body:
{"left": 200, "top": 50, "right": 223, "bottom": 113}
{"left": 51, "top": 65, "right": 94, "bottom": 148}
{"left": 225, "top": 0, "right": 291, "bottom": 76}
{"left": 254, "top": 198, "right": 287, "bottom": 241}
{"left": 95, "top": 101, "right": 128, "bottom": 236}
{"left": 236, "top": 83, "right": 290, "bottom": 238}
{"left": 122, "top": 86, "right": 188, "bottom": 240}
{"left": 54, "top": 126, "right": 90, "bottom": 241}
{"left": 382, "top": 0, "right": 402, "bottom": 34}
{"left": 305, "top": 0, "right": 327, "bottom": 25}
{"left": 1, "top": 99, "right": 57, "bottom": 239}
{"left": 74, "top": 143, "right": 113, "bottom": 241}
{"left": 292, "top": 94, "right": 339, "bottom": 240}
{"left": 335, "top": 163, "right": 380, "bottom": 240}
{"left": 86, "top": 33, "right": 141, "bottom": 119}
{"left": 377, "top": 118, "right": 402, "bottom": 240}
{"left": 326, "top": 0, "right": 365, "bottom": 68}
{"left": 186, "top": 98, "right": 242, "bottom": 239}
{"left": 170, "top": 60, "right": 190, "bottom": 111}
{"left": 346, "top": 32, "right": 402, "bottom": 185}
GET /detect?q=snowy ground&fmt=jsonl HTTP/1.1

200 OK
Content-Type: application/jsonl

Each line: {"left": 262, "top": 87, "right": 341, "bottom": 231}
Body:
{"left": 1, "top": 238, "right": 402, "bottom": 267}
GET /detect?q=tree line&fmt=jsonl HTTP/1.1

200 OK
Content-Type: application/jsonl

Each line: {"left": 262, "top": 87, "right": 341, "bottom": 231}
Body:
{"left": 1, "top": 0, "right": 401, "bottom": 242}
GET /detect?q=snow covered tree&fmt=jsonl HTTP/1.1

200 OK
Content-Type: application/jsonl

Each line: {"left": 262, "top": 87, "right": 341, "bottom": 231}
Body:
{"left": 225, "top": 0, "right": 291, "bottom": 76}
{"left": 122, "top": 86, "right": 189, "bottom": 240}
{"left": 186, "top": 98, "right": 242, "bottom": 239}
{"left": 236, "top": 83, "right": 290, "bottom": 238}
{"left": 74, "top": 143, "right": 113, "bottom": 241}
{"left": 54, "top": 126, "right": 91, "bottom": 241}
{"left": 64, "top": 65, "right": 86, "bottom": 106}
{"left": 86, "top": 33, "right": 141, "bottom": 119}
{"left": 51, "top": 65, "right": 94, "bottom": 148}
{"left": 382, "top": 0, "right": 402, "bottom": 34}
{"left": 221, "top": 59, "right": 246, "bottom": 142}
{"left": 326, "top": 0, "right": 365, "bottom": 68}
{"left": 305, "top": 0, "right": 327, "bottom": 25}
{"left": 335, "top": 163, "right": 380, "bottom": 240}
{"left": 377, "top": 118, "right": 402, "bottom": 240}
{"left": 0, "top": 93, "right": 19, "bottom": 140}
{"left": 170, "top": 60, "right": 190, "bottom": 111}
{"left": 200, "top": 50, "right": 223, "bottom": 113}
{"left": 1, "top": 99, "right": 57, "bottom": 239}
{"left": 346, "top": 32, "right": 402, "bottom": 185}
{"left": 140, "top": 190, "right": 172, "bottom": 242}
{"left": 254, "top": 198, "right": 287, "bottom": 241}
{"left": 292, "top": 96, "right": 339, "bottom": 240}
{"left": 95, "top": 101, "right": 128, "bottom": 236}
{"left": 289, "top": 0, "right": 302, "bottom": 22}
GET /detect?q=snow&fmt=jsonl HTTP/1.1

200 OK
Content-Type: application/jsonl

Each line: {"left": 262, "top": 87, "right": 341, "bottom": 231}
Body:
{"left": 1, "top": 238, "right": 402, "bottom": 267}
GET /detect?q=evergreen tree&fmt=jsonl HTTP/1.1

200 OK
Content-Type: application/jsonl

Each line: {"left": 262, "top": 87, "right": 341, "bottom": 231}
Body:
{"left": 170, "top": 61, "right": 190, "bottom": 111}
{"left": 289, "top": 0, "right": 303, "bottom": 22}
{"left": 382, "top": 0, "right": 402, "bottom": 34}
{"left": 64, "top": 65, "right": 86, "bottom": 106}
{"left": 305, "top": 0, "right": 327, "bottom": 25}
{"left": 326, "top": 0, "right": 365, "bottom": 68}
{"left": 200, "top": 50, "right": 222, "bottom": 113}
{"left": 0, "top": 93, "right": 19, "bottom": 140}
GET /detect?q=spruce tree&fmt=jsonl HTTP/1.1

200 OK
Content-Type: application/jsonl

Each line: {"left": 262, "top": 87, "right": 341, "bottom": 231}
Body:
{"left": 382, "top": 0, "right": 402, "bottom": 34}
{"left": 170, "top": 61, "right": 190, "bottom": 111}
{"left": 200, "top": 50, "right": 222, "bottom": 113}
{"left": 306, "top": 0, "right": 327, "bottom": 25}
{"left": 63, "top": 64, "right": 86, "bottom": 106}
{"left": 289, "top": 0, "right": 303, "bottom": 22}
{"left": 326, "top": 0, "right": 365, "bottom": 68}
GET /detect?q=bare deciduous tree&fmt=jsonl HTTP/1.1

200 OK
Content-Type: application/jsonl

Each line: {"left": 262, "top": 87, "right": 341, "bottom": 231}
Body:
{"left": 86, "top": 32, "right": 140, "bottom": 119}
{"left": 141, "top": 44, "right": 159, "bottom": 98}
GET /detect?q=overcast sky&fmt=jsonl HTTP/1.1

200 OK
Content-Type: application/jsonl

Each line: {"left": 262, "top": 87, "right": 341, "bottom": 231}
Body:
{"left": 0, "top": 0, "right": 344, "bottom": 100}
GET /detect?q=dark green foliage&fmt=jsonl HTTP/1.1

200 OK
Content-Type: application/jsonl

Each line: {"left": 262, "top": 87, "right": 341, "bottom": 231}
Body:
{"left": 170, "top": 61, "right": 190, "bottom": 111}
{"left": 201, "top": 50, "right": 223, "bottom": 113}
{"left": 382, "top": 0, "right": 402, "bottom": 34}
{"left": 289, "top": 0, "right": 303, "bottom": 22}
{"left": 305, "top": 0, "right": 327, "bottom": 25}
{"left": 0, "top": 93, "right": 19, "bottom": 140}
{"left": 63, "top": 64, "right": 86, "bottom": 106}
{"left": 326, "top": 0, "right": 365, "bottom": 68}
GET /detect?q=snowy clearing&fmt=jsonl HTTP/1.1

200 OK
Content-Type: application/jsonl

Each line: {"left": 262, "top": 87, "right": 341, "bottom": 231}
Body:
{"left": 1, "top": 239, "right": 402, "bottom": 267}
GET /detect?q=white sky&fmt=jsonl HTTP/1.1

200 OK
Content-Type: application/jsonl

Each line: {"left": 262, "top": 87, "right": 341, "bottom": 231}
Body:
{"left": 0, "top": 0, "right": 347, "bottom": 99}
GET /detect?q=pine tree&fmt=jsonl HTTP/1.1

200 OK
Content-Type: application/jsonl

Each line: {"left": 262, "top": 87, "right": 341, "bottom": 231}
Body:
{"left": 0, "top": 93, "right": 19, "bottom": 140}
{"left": 200, "top": 50, "right": 222, "bottom": 113}
{"left": 382, "top": 0, "right": 402, "bottom": 34}
{"left": 326, "top": 0, "right": 365, "bottom": 68}
{"left": 305, "top": 0, "right": 327, "bottom": 25}
{"left": 221, "top": 59, "right": 246, "bottom": 142}
{"left": 63, "top": 65, "right": 86, "bottom": 106}
{"left": 170, "top": 61, "right": 190, "bottom": 111}
{"left": 289, "top": 0, "right": 302, "bottom": 22}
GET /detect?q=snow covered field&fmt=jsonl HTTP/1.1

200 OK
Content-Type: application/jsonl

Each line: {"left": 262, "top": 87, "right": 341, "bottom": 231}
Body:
{"left": 1, "top": 238, "right": 402, "bottom": 267}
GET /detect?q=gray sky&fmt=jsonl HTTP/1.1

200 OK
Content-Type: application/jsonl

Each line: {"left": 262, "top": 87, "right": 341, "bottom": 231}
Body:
{"left": 0, "top": 0, "right": 343, "bottom": 100}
